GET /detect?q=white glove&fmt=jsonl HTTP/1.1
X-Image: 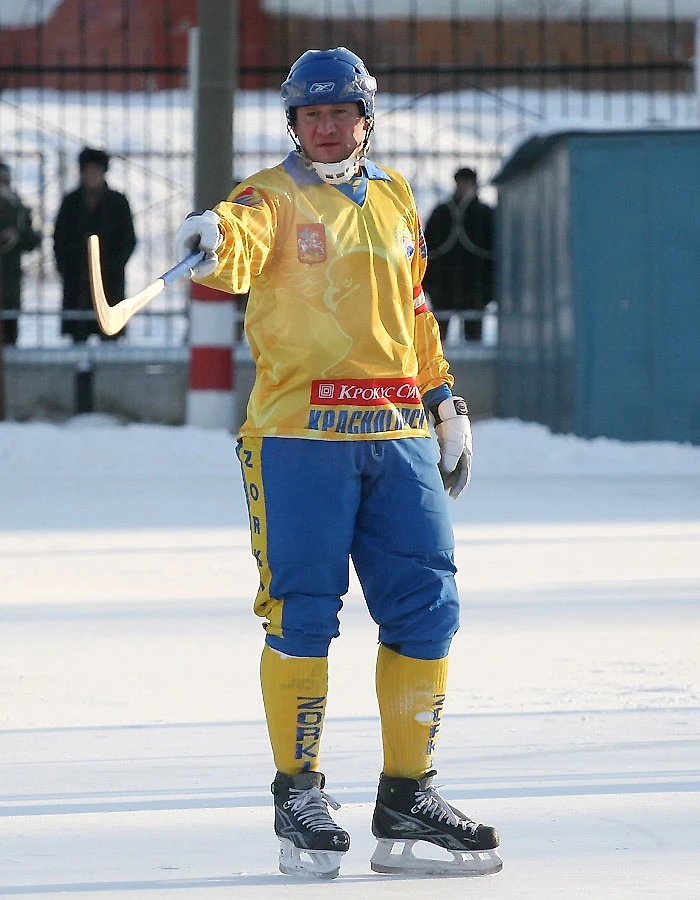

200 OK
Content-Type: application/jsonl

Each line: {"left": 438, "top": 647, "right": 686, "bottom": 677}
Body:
{"left": 432, "top": 396, "right": 473, "bottom": 499}
{"left": 174, "top": 209, "right": 222, "bottom": 278}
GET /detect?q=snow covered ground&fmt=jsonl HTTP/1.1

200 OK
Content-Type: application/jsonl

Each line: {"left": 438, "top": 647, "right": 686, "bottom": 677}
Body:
{"left": 0, "top": 416, "right": 699, "bottom": 898}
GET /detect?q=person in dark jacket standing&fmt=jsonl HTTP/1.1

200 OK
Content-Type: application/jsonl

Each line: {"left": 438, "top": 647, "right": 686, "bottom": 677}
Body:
{"left": 0, "top": 161, "right": 42, "bottom": 346}
{"left": 54, "top": 147, "right": 136, "bottom": 342}
{"left": 423, "top": 167, "right": 494, "bottom": 343}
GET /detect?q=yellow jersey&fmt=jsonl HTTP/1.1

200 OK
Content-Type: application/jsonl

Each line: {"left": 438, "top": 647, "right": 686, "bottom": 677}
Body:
{"left": 196, "top": 152, "right": 454, "bottom": 440}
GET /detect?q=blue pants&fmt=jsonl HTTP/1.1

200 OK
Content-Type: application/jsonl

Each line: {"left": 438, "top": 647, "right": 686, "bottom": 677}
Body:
{"left": 237, "top": 436, "right": 460, "bottom": 660}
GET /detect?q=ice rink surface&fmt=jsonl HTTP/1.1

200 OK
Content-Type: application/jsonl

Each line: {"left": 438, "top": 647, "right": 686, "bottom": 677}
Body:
{"left": 1, "top": 417, "right": 699, "bottom": 898}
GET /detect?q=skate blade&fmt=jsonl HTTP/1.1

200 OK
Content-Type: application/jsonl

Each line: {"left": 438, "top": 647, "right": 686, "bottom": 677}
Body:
{"left": 278, "top": 838, "right": 345, "bottom": 879}
{"left": 371, "top": 838, "right": 503, "bottom": 877}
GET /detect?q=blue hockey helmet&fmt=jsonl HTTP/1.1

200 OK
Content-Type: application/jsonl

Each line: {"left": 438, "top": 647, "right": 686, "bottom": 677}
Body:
{"left": 281, "top": 47, "right": 377, "bottom": 125}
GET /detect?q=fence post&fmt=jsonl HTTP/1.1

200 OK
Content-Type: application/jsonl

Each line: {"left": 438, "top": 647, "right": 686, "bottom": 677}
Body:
{"left": 186, "top": 283, "right": 235, "bottom": 430}
{"left": 186, "top": 0, "right": 238, "bottom": 430}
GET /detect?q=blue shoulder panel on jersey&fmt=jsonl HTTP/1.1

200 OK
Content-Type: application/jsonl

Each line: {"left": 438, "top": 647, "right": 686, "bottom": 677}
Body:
{"left": 282, "top": 151, "right": 320, "bottom": 184}
{"left": 363, "top": 159, "right": 392, "bottom": 181}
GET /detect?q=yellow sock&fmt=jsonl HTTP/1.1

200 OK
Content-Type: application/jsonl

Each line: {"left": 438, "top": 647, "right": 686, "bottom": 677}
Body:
{"left": 375, "top": 644, "right": 449, "bottom": 778}
{"left": 260, "top": 644, "right": 328, "bottom": 775}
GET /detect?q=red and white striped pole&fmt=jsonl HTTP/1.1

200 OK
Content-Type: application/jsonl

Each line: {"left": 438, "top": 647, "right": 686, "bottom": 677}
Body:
{"left": 186, "top": 282, "right": 236, "bottom": 430}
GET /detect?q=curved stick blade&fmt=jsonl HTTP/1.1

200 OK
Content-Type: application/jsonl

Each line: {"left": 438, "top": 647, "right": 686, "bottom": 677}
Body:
{"left": 88, "top": 234, "right": 166, "bottom": 336}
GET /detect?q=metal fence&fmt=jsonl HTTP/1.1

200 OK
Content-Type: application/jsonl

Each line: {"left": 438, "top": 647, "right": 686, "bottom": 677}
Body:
{"left": 0, "top": 0, "right": 697, "bottom": 353}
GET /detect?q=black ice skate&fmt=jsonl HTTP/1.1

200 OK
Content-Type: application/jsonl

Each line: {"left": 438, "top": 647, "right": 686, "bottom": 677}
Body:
{"left": 371, "top": 770, "right": 502, "bottom": 877}
{"left": 271, "top": 771, "right": 350, "bottom": 878}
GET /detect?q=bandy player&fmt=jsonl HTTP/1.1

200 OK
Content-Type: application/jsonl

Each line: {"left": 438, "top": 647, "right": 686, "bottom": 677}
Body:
{"left": 175, "top": 46, "right": 501, "bottom": 880}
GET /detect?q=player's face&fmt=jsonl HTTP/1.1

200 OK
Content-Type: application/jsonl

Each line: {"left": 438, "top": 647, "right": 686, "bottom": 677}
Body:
{"left": 293, "top": 103, "right": 367, "bottom": 163}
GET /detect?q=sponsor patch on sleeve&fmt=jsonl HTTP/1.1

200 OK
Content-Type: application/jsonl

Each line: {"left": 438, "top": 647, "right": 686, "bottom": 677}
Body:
{"left": 418, "top": 224, "right": 428, "bottom": 259}
{"left": 232, "top": 185, "right": 264, "bottom": 207}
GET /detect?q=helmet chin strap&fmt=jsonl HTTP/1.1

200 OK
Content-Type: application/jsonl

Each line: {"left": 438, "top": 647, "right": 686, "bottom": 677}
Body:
{"left": 290, "top": 120, "right": 374, "bottom": 185}
{"left": 308, "top": 154, "right": 366, "bottom": 184}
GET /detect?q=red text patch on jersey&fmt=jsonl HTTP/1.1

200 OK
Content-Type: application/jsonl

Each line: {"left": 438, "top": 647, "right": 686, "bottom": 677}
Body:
{"left": 297, "top": 224, "right": 327, "bottom": 264}
{"left": 311, "top": 378, "right": 420, "bottom": 406}
{"left": 232, "top": 186, "right": 263, "bottom": 207}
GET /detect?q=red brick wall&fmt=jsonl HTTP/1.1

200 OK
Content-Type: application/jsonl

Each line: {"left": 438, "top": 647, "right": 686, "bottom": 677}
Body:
{"left": 0, "top": 0, "right": 692, "bottom": 92}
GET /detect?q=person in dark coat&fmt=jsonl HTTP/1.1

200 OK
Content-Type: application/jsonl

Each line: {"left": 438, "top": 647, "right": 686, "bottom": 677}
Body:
{"left": 423, "top": 167, "right": 495, "bottom": 342}
{"left": 53, "top": 147, "right": 136, "bottom": 342}
{"left": 0, "top": 161, "right": 42, "bottom": 346}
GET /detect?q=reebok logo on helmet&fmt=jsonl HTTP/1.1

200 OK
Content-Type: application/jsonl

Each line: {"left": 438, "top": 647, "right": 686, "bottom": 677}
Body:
{"left": 309, "top": 82, "right": 335, "bottom": 93}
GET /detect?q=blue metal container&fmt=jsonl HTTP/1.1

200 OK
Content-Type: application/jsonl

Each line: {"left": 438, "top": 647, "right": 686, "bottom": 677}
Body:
{"left": 493, "top": 129, "right": 700, "bottom": 445}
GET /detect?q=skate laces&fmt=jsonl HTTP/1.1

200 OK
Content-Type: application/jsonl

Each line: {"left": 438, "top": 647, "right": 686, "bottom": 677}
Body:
{"left": 412, "top": 785, "right": 479, "bottom": 835}
{"left": 284, "top": 785, "right": 342, "bottom": 832}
